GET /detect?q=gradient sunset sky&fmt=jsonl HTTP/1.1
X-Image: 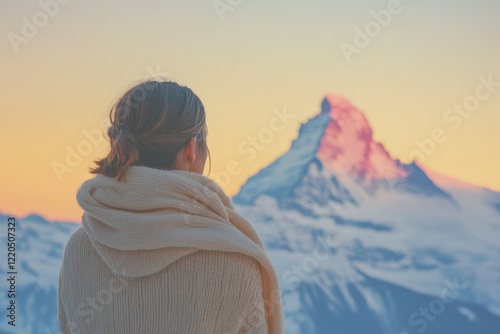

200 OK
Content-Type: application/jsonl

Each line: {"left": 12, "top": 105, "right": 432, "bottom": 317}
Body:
{"left": 1, "top": 0, "right": 499, "bottom": 222}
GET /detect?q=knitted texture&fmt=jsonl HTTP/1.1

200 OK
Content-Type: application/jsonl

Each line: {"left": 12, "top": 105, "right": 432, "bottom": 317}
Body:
{"left": 58, "top": 166, "right": 284, "bottom": 334}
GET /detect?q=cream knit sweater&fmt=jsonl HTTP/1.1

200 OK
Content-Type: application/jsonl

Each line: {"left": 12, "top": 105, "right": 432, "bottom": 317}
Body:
{"left": 58, "top": 166, "right": 285, "bottom": 334}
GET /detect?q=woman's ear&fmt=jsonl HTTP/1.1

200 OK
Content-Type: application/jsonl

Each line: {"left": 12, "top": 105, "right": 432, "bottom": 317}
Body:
{"left": 184, "top": 137, "right": 197, "bottom": 164}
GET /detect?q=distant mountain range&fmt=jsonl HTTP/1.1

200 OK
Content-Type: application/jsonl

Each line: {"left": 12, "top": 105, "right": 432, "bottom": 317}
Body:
{"left": 2, "top": 94, "right": 499, "bottom": 333}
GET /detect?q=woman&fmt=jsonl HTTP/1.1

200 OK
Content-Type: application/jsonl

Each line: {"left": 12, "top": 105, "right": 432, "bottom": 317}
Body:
{"left": 57, "top": 80, "right": 284, "bottom": 334}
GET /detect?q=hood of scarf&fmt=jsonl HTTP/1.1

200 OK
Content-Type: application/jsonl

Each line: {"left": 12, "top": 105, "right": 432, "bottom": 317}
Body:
{"left": 76, "top": 165, "right": 270, "bottom": 279}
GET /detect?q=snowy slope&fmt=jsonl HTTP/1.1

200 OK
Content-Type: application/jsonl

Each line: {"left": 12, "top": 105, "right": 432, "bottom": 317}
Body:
{"left": 235, "top": 190, "right": 500, "bottom": 333}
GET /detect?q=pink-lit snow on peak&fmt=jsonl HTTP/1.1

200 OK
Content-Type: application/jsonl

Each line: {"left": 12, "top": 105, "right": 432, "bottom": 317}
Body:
{"left": 316, "top": 94, "right": 407, "bottom": 180}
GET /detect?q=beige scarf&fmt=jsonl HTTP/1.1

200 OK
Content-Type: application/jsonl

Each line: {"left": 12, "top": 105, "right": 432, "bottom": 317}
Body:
{"left": 76, "top": 165, "right": 284, "bottom": 334}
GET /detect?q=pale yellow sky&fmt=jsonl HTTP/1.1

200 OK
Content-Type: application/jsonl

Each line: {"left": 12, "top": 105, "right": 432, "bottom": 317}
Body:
{"left": 1, "top": 0, "right": 499, "bottom": 222}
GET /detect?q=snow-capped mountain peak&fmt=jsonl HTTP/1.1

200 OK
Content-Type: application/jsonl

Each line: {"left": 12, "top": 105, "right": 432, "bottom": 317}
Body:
{"left": 234, "top": 94, "right": 447, "bottom": 206}
{"left": 317, "top": 94, "right": 407, "bottom": 181}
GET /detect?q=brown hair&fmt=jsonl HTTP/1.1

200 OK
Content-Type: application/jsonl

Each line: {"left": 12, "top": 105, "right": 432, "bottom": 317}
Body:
{"left": 91, "top": 79, "right": 211, "bottom": 181}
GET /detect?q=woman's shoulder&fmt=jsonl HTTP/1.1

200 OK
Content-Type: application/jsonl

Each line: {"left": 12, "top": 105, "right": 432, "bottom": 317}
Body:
{"left": 63, "top": 226, "right": 88, "bottom": 252}
{"left": 60, "top": 226, "right": 97, "bottom": 268}
{"left": 171, "top": 249, "right": 264, "bottom": 291}
{"left": 59, "top": 226, "right": 97, "bottom": 284}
